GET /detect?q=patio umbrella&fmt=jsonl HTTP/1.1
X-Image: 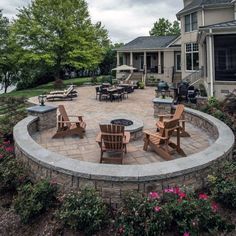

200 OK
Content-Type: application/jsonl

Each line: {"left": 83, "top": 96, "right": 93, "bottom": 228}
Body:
{"left": 112, "top": 64, "right": 137, "bottom": 71}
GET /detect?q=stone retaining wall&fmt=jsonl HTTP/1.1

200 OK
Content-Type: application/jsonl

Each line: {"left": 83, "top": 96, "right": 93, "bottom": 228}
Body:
{"left": 13, "top": 108, "right": 234, "bottom": 206}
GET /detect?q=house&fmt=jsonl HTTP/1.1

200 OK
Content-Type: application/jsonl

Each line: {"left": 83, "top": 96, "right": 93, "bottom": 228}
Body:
{"left": 115, "top": 35, "right": 182, "bottom": 84}
{"left": 116, "top": 0, "right": 236, "bottom": 99}
{"left": 177, "top": 0, "right": 236, "bottom": 98}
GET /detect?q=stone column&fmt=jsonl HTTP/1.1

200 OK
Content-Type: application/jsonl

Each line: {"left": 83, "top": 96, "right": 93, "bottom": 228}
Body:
{"left": 158, "top": 51, "right": 162, "bottom": 74}
{"left": 27, "top": 105, "right": 57, "bottom": 131}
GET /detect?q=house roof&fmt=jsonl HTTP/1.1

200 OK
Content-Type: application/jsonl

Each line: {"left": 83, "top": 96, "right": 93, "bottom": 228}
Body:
{"left": 116, "top": 35, "right": 179, "bottom": 51}
{"left": 177, "top": 0, "right": 233, "bottom": 18}
{"left": 199, "top": 20, "right": 236, "bottom": 29}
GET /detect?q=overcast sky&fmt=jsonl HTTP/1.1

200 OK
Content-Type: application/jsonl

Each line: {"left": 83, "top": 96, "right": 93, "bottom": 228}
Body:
{"left": 0, "top": 0, "right": 183, "bottom": 43}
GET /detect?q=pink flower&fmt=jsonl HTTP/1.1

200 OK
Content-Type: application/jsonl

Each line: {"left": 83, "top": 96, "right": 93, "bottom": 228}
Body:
{"left": 164, "top": 187, "right": 181, "bottom": 195}
{"left": 199, "top": 193, "right": 208, "bottom": 200}
{"left": 183, "top": 232, "right": 190, "bottom": 236}
{"left": 211, "top": 202, "right": 218, "bottom": 212}
{"left": 5, "top": 146, "right": 14, "bottom": 152}
{"left": 178, "top": 192, "right": 186, "bottom": 199}
{"left": 149, "top": 192, "right": 160, "bottom": 199}
{"left": 118, "top": 226, "right": 125, "bottom": 234}
{"left": 3, "top": 140, "right": 10, "bottom": 145}
{"left": 154, "top": 206, "right": 161, "bottom": 212}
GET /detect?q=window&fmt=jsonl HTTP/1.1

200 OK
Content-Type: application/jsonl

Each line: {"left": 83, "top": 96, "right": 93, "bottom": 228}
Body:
{"left": 175, "top": 53, "right": 181, "bottom": 71}
{"left": 185, "top": 43, "right": 199, "bottom": 71}
{"left": 185, "top": 12, "right": 198, "bottom": 32}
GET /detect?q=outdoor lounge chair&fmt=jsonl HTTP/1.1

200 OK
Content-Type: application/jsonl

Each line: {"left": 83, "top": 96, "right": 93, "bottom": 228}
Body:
{"left": 49, "top": 85, "right": 77, "bottom": 97}
{"left": 46, "top": 86, "right": 75, "bottom": 101}
{"left": 143, "top": 118, "right": 186, "bottom": 161}
{"left": 96, "top": 124, "right": 130, "bottom": 164}
{"left": 156, "top": 104, "right": 190, "bottom": 137}
{"left": 52, "top": 105, "right": 86, "bottom": 138}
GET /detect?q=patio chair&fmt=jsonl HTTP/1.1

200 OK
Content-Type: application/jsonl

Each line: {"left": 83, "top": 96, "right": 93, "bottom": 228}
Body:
{"left": 52, "top": 105, "right": 86, "bottom": 138}
{"left": 96, "top": 124, "right": 130, "bottom": 164}
{"left": 46, "top": 86, "right": 75, "bottom": 101}
{"left": 49, "top": 85, "right": 78, "bottom": 97}
{"left": 143, "top": 118, "right": 186, "bottom": 161}
{"left": 156, "top": 104, "right": 190, "bottom": 137}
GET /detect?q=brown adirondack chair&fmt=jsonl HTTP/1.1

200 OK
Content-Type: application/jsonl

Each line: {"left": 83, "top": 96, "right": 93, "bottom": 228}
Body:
{"left": 156, "top": 104, "right": 190, "bottom": 137}
{"left": 96, "top": 124, "right": 130, "bottom": 164}
{"left": 52, "top": 105, "right": 86, "bottom": 138}
{"left": 143, "top": 118, "right": 186, "bottom": 161}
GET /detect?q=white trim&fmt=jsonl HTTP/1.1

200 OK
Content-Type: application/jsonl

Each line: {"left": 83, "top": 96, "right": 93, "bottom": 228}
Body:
{"left": 166, "top": 35, "right": 181, "bottom": 48}
{"left": 175, "top": 53, "right": 181, "bottom": 72}
{"left": 209, "top": 29, "right": 214, "bottom": 97}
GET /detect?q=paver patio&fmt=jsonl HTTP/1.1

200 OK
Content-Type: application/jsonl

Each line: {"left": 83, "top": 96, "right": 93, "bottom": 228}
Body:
{"left": 30, "top": 86, "right": 214, "bottom": 165}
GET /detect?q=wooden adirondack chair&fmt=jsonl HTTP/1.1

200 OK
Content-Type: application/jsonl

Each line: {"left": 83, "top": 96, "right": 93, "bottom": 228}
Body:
{"left": 156, "top": 104, "right": 190, "bottom": 137}
{"left": 143, "top": 118, "right": 186, "bottom": 161}
{"left": 96, "top": 124, "right": 130, "bottom": 164}
{"left": 52, "top": 105, "right": 86, "bottom": 138}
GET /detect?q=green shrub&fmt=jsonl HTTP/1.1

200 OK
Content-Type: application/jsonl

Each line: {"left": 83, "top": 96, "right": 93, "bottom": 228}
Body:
{"left": 14, "top": 180, "right": 58, "bottom": 224}
{"left": 208, "top": 161, "right": 236, "bottom": 209}
{"left": 208, "top": 96, "right": 220, "bottom": 109}
{"left": 138, "top": 82, "right": 145, "bottom": 89}
{"left": 116, "top": 192, "right": 171, "bottom": 236}
{"left": 91, "top": 76, "right": 98, "bottom": 85}
{"left": 165, "top": 189, "right": 234, "bottom": 235}
{"left": 116, "top": 188, "right": 234, "bottom": 236}
{"left": 57, "top": 188, "right": 108, "bottom": 235}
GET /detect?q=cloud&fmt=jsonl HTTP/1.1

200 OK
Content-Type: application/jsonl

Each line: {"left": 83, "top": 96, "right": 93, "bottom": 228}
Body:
{"left": 0, "top": 0, "right": 183, "bottom": 43}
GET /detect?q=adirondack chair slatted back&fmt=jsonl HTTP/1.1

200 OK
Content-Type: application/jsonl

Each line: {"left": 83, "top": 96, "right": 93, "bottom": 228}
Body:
{"left": 58, "top": 105, "right": 71, "bottom": 129}
{"left": 162, "top": 118, "right": 180, "bottom": 141}
{"left": 100, "top": 124, "right": 124, "bottom": 151}
{"left": 173, "top": 104, "right": 184, "bottom": 120}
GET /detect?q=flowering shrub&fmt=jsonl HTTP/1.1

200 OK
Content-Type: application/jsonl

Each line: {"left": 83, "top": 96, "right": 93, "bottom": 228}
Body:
{"left": 116, "top": 192, "right": 172, "bottom": 236}
{"left": 0, "top": 138, "right": 28, "bottom": 192}
{"left": 116, "top": 188, "right": 234, "bottom": 236}
{"left": 57, "top": 188, "right": 108, "bottom": 235}
{"left": 208, "top": 161, "right": 236, "bottom": 209}
{"left": 14, "top": 180, "right": 58, "bottom": 224}
{"left": 166, "top": 191, "right": 234, "bottom": 235}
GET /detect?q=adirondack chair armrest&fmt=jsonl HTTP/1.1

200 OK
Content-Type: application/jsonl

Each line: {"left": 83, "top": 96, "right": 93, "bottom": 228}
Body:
{"left": 158, "top": 114, "right": 173, "bottom": 118}
{"left": 149, "top": 133, "right": 168, "bottom": 140}
{"left": 57, "top": 120, "right": 80, "bottom": 125}
{"left": 67, "top": 115, "right": 83, "bottom": 121}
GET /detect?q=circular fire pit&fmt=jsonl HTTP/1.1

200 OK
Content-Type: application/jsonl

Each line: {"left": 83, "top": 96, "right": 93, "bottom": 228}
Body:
{"left": 111, "top": 119, "right": 134, "bottom": 126}
{"left": 100, "top": 115, "right": 143, "bottom": 141}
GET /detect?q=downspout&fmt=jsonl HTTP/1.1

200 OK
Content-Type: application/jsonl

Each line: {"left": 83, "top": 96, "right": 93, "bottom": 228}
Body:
{"left": 234, "top": 2, "right": 236, "bottom": 20}
{"left": 201, "top": 7, "right": 205, "bottom": 26}
{"left": 209, "top": 29, "right": 214, "bottom": 97}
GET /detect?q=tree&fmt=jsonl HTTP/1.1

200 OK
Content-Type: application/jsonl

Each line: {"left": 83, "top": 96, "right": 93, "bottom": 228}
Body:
{"left": 11, "top": 0, "right": 110, "bottom": 81}
{"left": 149, "top": 18, "right": 180, "bottom": 36}
{"left": 0, "top": 10, "right": 19, "bottom": 93}
{"left": 99, "top": 42, "right": 124, "bottom": 75}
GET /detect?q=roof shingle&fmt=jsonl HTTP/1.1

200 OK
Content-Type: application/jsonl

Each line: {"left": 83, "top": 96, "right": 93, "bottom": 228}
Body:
{"left": 177, "top": 0, "right": 233, "bottom": 17}
{"left": 116, "top": 35, "right": 179, "bottom": 51}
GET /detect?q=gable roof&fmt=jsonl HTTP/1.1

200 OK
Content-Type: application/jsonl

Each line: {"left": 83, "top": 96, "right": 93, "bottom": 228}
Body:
{"left": 177, "top": 0, "right": 233, "bottom": 18}
{"left": 116, "top": 35, "right": 179, "bottom": 51}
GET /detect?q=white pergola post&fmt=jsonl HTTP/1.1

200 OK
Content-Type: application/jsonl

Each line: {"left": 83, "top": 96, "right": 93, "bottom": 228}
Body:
{"left": 130, "top": 52, "right": 133, "bottom": 66}
{"left": 143, "top": 51, "right": 147, "bottom": 83}
{"left": 209, "top": 29, "right": 214, "bottom": 97}
{"left": 116, "top": 52, "right": 120, "bottom": 66}
{"left": 158, "top": 51, "right": 162, "bottom": 74}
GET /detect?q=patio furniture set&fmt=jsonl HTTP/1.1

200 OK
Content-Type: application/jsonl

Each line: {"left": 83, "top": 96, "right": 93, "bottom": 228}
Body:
{"left": 95, "top": 83, "right": 134, "bottom": 102}
{"left": 52, "top": 104, "right": 188, "bottom": 164}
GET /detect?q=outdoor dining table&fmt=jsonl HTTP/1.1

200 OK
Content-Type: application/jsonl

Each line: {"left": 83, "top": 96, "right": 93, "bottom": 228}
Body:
{"left": 106, "top": 87, "right": 123, "bottom": 102}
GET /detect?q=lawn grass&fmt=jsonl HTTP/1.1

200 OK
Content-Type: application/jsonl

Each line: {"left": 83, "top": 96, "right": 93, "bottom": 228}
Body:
{"left": 0, "top": 77, "right": 108, "bottom": 98}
